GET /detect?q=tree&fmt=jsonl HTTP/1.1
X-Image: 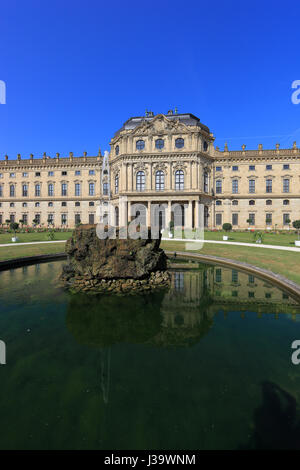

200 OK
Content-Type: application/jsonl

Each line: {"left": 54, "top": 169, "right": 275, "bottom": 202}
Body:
{"left": 10, "top": 222, "right": 19, "bottom": 237}
{"left": 293, "top": 220, "right": 300, "bottom": 240}
{"left": 222, "top": 223, "right": 232, "bottom": 232}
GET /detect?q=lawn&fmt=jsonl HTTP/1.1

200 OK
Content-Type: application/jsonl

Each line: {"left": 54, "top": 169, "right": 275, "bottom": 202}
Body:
{"left": 0, "top": 242, "right": 66, "bottom": 261}
{"left": 161, "top": 240, "right": 300, "bottom": 286}
{"left": 201, "top": 230, "right": 299, "bottom": 247}
{"left": 0, "top": 231, "right": 72, "bottom": 244}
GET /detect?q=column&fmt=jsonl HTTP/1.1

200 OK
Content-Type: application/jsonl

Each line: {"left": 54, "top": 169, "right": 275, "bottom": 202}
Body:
{"left": 131, "top": 165, "right": 134, "bottom": 191}
{"left": 165, "top": 200, "right": 172, "bottom": 229}
{"left": 127, "top": 201, "right": 131, "bottom": 223}
{"left": 185, "top": 201, "right": 193, "bottom": 229}
{"left": 147, "top": 201, "right": 151, "bottom": 227}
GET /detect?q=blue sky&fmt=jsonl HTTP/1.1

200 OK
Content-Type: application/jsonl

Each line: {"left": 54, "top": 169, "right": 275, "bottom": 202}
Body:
{"left": 0, "top": 0, "right": 300, "bottom": 158}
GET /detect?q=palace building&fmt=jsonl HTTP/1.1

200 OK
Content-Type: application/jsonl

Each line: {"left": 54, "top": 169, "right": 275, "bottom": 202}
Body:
{"left": 0, "top": 110, "right": 299, "bottom": 230}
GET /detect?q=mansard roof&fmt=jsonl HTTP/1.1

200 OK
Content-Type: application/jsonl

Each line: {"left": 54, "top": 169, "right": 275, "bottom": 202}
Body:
{"left": 114, "top": 112, "right": 210, "bottom": 137}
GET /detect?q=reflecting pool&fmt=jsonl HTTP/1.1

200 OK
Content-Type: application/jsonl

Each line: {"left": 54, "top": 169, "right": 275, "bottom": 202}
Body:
{"left": 0, "top": 260, "right": 300, "bottom": 449}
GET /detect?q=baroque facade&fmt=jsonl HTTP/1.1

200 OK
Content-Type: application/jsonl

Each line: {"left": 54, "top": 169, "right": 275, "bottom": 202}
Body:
{"left": 0, "top": 111, "right": 299, "bottom": 230}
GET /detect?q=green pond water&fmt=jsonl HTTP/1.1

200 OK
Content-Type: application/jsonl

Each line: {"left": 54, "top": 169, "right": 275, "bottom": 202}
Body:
{"left": 0, "top": 260, "right": 300, "bottom": 450}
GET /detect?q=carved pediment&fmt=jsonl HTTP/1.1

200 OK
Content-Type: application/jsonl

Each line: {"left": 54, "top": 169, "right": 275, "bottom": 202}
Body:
{"left": 133, "top": 162, "right": 148, "bottom": 175}
{"left": 132, "top": 114, "right": 191, "bottom": 137}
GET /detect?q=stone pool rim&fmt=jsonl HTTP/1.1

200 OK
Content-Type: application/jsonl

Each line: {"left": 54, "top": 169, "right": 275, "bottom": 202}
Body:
{"left": 0, "top": 251, "right": 299, "bottom": 302}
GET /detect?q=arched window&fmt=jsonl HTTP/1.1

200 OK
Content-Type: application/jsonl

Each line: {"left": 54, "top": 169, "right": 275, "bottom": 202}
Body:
{"left": 155, "top": 139, "right": 164, "bottom": 149}
{"left": 35, "top": 184, "right": 41, "bottom": 197}
{"left": 175, "top": 138, "right": 184, "bottom": 149}
{"left": 266, "top": 199, "right": 272, "bottom": 205}
{"left": 216, "top": 200, "right": 222, "bottom": 206}
{"left": 155, "top": 171, "right": 164, "bottom": 191}
{"left": 232, "top": 200, "right": 238, "bottom": 205}
{"left": 136, "top": 171, "right": 145, "bottom": 191}
{"left": 283, "top": 199, "right": 290, "bottom": 205}
{"left": 115, "top": 145, "right": 119, "bottom": 156}
{"left": 75, "top": 183, "right": 81, "bottom": 196}
{"left": 136, "top": 140, "right": 145, "bottom": 150}
{"left": 89, "top": 183, "right": 95, "bottom": 196}
{"left": 204, "top": 172, "right": 209, "bottom": 193}
{"left": 48, "top": 183, "right": 54, "bottom": 197}
{"left": 249, "top": 200, "right": 255, "bottom": 205}
{"left": 175, "top": 170, "right": 184, "bottom": 190}
{"left": 216, "top": 180, "right": 222, "bottom": 194}
{"left": 115, "top": 175, "right": 119, "bottom": 194}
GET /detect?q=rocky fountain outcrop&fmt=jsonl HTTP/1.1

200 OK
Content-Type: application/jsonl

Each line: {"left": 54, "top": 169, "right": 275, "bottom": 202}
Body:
{"left": 60, "top": 224, "right": 170, "bottom": 294}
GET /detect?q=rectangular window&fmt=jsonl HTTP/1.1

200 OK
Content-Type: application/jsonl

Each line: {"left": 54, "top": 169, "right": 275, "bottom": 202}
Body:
{"left": 215, "top": 213, "right": 222, "bottom": 226}
{"left": 22, "top": 214, "right": 28, "bottom": 225}
{"left": 283, "top": 213, "right": 290, "bottom": 225}
{"left": 249, "top": 179, "right": 255, "bottom": 193}
{"left": 62, "top": 171, "right": 67, "bottom": 176}
{"left": 232, "top": 166, "right": 239, "bottom": 171}
{"left": 61, "top": 183, "right": 67, "bottom": 196}
{"left": 266, "top": 179, "right": 272, "bottom": 193}
{"left": 22, "top": 172, "right": 28, "bottom": 177}
{"left": 248, "top": 292, "right": 255, "bottom": 298}
{"left": 0, "top": 214, "right": 2, "bottom": 224}
{"left": 10, "top": 185, "right": 15, "bottom": 197}
{"left": 215, "top": 268, "right": 222, "bottom": 283}
{"left": 248, "top": 213, "right": 255, "bottom": 225}
{"left": 10, "top": 214, "right": 15, "bottom": 223}
{"left": 248, "top": 275, "right": 255, "bottom": 284}
{"left": 0, "top": 186, "right": 2, "bottom": 197}
{"left": 102, "top": 183, "right": 108, "bottom": 195}
{"left": 47, "top": 214, "right": 54, "bottom": 225}
{"left": 35, "top": 184, "right": 41, "bottom": 197}
{"left": 266, "top": 165, "right": 272, "bottom": 170}
{"left": 232, "top": 269, "right": 238, "bottom": 283}
{"left": 0, "top": 173, "right": 2, "bottom": 178}
{"left": 75, "top": 214, "right": 81, "bottom": 225}
{"left": 216, "top": 166, "right": 222, "bottom": 172}
{"left": 48, "top": 171, "right": 54, "bottom": 176}
{"left": 10, "top": 173, "right": 15, "bottom": 178}
{"left": 75, "top": 183, "right": 81, "bottom": 196}
{"left": 89, "top": 170, "right": 95, "bottom": 175}
{"left": 35, "top": 214, "right": 41, "bottom": 224}
{"left": 232, "top": 180, "right": 238, "bottom": 194}
{"left": 35, "top": 172, "right": 40, "bottom": 177}
{"left": 232, "top": 213, "right": 238, "bottom": 226}
{"left": 283, "top": 179, "right": 290, "bottom": 193}
{"left": 266, "top": 213, "right": 272, "bottom": 225}
{"left": 75, "top": 170, "right": 81, "bottom": 176}
{"left": 283, "top": 164, "right": 290, "bottom": 170}
{"left": 249, "top": 165, "right": 255, "bottom": 171}
{"left": 61, "top": 213, "right": 67, "bottom": 225}
{"left": 89, "top": 214, "right": 95, "bottom": 224}
{"left": 216, "top": 180, "right": 222, "bottom": 194}
{"left": 22, "top": 185, "right": 28, "bottom": 197}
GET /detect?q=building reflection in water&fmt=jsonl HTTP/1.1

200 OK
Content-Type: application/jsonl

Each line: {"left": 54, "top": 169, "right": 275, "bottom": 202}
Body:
{"left": 0, "top": 260, "right": 299, "bottom": 406}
